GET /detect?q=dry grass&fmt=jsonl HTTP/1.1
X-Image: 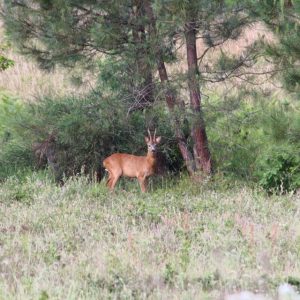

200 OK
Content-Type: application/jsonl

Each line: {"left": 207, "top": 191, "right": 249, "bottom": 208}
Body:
{"left": 0, "top": 49, "right": 94, "bottom": 101}
{"left": 0, "top": 174, "right": 300, "bottom": 299}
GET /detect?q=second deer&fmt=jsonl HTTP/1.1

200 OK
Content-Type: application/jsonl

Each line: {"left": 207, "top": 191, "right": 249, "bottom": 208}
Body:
{"left": 103, "top": 129, "right": 161, "bottom": 192}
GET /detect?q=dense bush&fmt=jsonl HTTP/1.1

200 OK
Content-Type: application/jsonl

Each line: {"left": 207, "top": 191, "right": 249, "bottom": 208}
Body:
{"left": 255, "top": 103, "right": 300, "bottom": 193}
{"left": 205, "top": 94, "right": 300, "bottom": 193}
{"left": 256, "top": 145, "right": 300, "bottom": 193}
{"left": 1, "top": 58, "right": 299, "bottom": 193}
{"left": 0, "top": 89, "right": 183, "bottom": 181}
{"left": 1, "top": 85, "right": 299, "bottom": 194}
{"left": 0, "top": 55, "right": 184, "bottom": 181}
{"left": 206, "top": 95, "right": 262, "bottom": 180}
{"left": 0, "top": 91, "right": 34, "bottom": 179}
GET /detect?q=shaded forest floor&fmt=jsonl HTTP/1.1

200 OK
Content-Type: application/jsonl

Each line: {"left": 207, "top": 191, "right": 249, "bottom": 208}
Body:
{"left": 0, "top": 173, "right": 299, "bottom": 299}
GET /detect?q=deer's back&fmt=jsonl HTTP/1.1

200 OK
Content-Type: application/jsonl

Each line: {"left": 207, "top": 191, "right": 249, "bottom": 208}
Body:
{"left": 103, "top": 153, "right": 155, "bottom": 177}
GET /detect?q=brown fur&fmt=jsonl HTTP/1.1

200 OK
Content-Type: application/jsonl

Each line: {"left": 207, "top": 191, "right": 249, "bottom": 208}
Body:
{"left": 103, "top": 134, "right": 161, "bottom": 192}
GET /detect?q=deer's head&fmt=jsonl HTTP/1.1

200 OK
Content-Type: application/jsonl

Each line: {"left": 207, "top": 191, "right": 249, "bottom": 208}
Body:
{"left": 145, "top": 129, "right": 161, "bottom": 153}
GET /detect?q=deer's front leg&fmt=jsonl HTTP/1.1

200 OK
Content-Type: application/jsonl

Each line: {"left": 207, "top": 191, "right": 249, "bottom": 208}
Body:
{"left": 137, "top": 175, "right": 147, "bottom": 192}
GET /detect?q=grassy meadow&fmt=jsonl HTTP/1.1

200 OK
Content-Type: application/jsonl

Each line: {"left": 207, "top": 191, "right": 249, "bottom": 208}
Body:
{"left": 1, "top": 173, "right": 300, "bottom": 299}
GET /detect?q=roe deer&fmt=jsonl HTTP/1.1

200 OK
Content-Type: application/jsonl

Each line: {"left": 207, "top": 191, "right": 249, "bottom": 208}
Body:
{"left": 103, "top": 129, "right": 161, "bottom": 192}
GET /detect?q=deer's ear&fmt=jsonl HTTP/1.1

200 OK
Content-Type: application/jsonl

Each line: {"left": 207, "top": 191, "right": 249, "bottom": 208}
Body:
{"left": 155, "top": 136, "right": 161, "bottom": 143}
{"left": 145, "top": 136, "right": 150, "bottom": 143}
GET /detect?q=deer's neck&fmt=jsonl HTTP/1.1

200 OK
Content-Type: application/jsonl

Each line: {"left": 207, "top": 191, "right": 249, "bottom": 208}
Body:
{"left": 146, "top": 151, "right": 156, "bottom": 165}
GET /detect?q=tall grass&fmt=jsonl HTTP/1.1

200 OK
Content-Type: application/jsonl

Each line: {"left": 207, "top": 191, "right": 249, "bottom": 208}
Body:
{"left": 0, "top": 173, "right": 299, "bottom": 299}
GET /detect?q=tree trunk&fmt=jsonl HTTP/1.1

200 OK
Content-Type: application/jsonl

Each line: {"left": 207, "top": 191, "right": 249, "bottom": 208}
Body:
{"left": 185, "top": 19, "right": 212, "bottom": 174}
{"left": 131, "top": 0, "right": 154, "bottom": 111}
{"left": 144, "top": 0, "right": 195, "bottom": 175}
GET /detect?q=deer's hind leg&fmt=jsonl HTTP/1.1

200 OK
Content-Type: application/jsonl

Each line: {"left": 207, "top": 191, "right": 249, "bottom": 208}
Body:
{"left": 110, "top": 172, "right": 121, "bottom": 190}
{"left": 106, "top": 173, "right": 114, "bottom": 189}
{"left": 106, "top": 168, "right": 122, "bottom": 191}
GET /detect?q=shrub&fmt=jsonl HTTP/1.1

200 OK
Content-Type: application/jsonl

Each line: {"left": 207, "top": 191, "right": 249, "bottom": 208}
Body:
{"left": 205, "top": 93, "right": 300, "bottom": 192}
{"left": 0, "top": 54, "right": 184, "bottom": 181}
{"left": 255, "top": 102, "right": 300, "bottom": 193}
{"left": 205, "top": 94, "right": 264, "bottom": 180}
{"left": 256, "top": 145, "right": 300, "bottom": 194}
{"left": 0, "top": 92, "right": 34, "bottom": 179}
{"left": 0, "top": 90, "right": 183, "bottom": 181}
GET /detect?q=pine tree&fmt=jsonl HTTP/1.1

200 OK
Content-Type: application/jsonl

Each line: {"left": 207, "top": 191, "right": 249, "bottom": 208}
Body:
{"left": 2, "top": 0, "right": 155, "bottom": 109}
{"left": 1, "top": 0, "right": 258, "bottom": 177}
{"left": 2, "top": 0, "right": 198, "bottom": 175}
{"left": 184, "top": 1, "right": 212, "bottom": 174}
{"left": 252, "top": 0, "right": 300, "bottom": 95}
{"left": 144, "top": 0, "right": 196, "bottom": 175}
{"left": 145, "top": 0, "right": 254, "bottom": 175}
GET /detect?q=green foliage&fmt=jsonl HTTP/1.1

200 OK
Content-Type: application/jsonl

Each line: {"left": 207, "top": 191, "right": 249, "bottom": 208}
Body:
{"left": 1, "top": 89, "right": 182, "bottom": 181}
{"left": 287, "top": 276, "right": 300, "bottom": 291}
{"left": 253, "top": 0, "right": 300, "bottom": 95}
{"left": 1, "top": 0, "right": 299, "bottom": 192}
{"left": 25, "top": 93, "right": 145, "bottom": 178}
{"left": 206, "top": 94, "right": 261, "bottom": 179}
{"left": 255, "top": 102, "right": 300, "bottom": 193}
{"left": 0, "top": 42, "right": 14, "bottom": 71}
{"left": 0, "top": 55, "right": 14, "bottom": 71}
{"left": 0, "top": 92, "right": 34, "bottom": 179}
{"left": 164, "top": 262, "right": 177, "bottom": 285}
{"left": 0, "top": 49, "right": 183, "bottom": 181}
{"left": 256, "top": 145, "right": 300, "bottom": 194}
{"left": 3, "top": 0, "right": 132, "bottom": 69}
{"left": 217, "top": 52, "right": 239, "bottom": 72}
{"left": 39, "top": 291, "right": 49, "bottom": 300}
{"left": 2, "top": 177, "right": 34, "bottom": 204}
{"left": 206, "top": 92, "right": 299, "bottom": 193}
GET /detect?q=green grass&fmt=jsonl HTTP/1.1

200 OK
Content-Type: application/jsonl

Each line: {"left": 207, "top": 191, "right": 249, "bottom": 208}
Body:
{"left": 0, "top": 172, "right": 300, "bottom": 299}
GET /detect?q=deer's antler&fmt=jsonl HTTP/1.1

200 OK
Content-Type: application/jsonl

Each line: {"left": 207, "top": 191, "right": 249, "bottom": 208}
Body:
{"left": 147, "top": 128, "right": 152, "bottom": 142}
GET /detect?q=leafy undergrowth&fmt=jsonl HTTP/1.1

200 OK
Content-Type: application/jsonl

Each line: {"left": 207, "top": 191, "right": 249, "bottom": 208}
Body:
{"left": 0, "top": 173, "right": 300, "bottom": 299}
